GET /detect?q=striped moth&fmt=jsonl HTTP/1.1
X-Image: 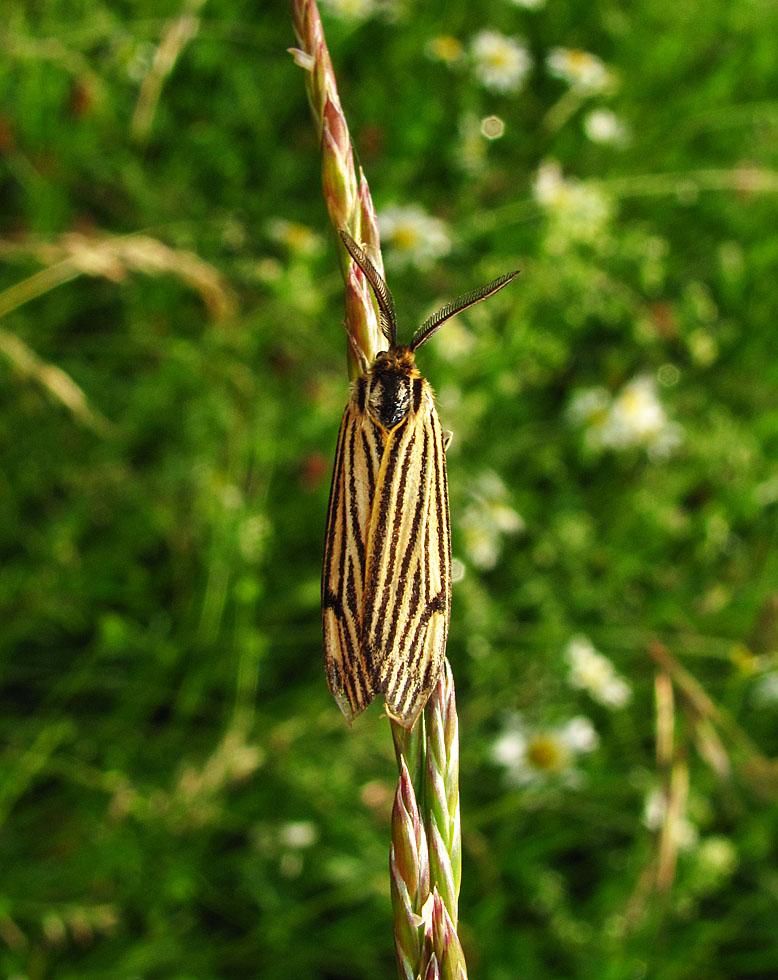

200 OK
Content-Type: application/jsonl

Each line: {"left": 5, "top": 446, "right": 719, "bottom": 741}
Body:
{"left": 323, "top": 229, "right": 518, "bottom": 728}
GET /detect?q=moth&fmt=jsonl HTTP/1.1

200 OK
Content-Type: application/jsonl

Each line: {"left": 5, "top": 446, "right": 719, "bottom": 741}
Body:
{"left": 323, "top": 229, "right": 518, "bottom": 728}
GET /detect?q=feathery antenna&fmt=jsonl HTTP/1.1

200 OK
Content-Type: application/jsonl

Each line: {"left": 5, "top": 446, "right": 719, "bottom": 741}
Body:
{"left": 410, "top": 270, "right": 520, "bottom": 352}
{"left": 339, "top": 230, "right": 397, "bottom": 346}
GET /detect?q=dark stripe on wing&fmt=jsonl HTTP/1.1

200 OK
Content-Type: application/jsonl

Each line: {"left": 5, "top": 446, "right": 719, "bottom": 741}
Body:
{"left": 381, "top": 425, "right": 429, "bottom": 658}
{"left": 347, "top": 421, "right": 366, "bottom": 572}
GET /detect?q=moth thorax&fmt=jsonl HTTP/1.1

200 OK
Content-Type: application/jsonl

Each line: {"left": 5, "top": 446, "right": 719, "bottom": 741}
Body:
{"left": 367, "top": 348, "right": 419, "bottom": 432}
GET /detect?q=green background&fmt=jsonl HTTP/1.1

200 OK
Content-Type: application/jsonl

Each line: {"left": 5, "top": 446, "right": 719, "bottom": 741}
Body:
{"left": 1, "top": 1, "right": 777, "bottom": 978}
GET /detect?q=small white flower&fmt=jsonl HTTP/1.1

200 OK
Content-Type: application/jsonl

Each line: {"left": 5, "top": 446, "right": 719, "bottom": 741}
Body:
{"left": 490, "top": 501, "right": 524, "bottom": 535}
{"left": 508, "top": 0, "right": 546, "bottom": 8}
{"left": 584, "top": 108, "right": 629, "bottom": 145}
{"left": 565, "top": 636, "right": 632, "bottom": 708}
{"left": 266, "top": 218, "right": 323, "bottom": 256}
{"left": 568, "top": 375, "right": 682, "bottom": 456}
{"left": 560, "top": 716, "right": 600, "bottom": 753}
{"left": 471, "top": 30, "right": 532, "bottom": 94}
{"left": 606, "top": 376, "right": 682, "bottom": 456}
{"left": 532, "top": 161, "right": 613, "bottom": 246}
{"left": 546, "top": 47, "right": 612, "bottom": 93}
{"left": 491, "top": 713, "right": 598, "bottom": 786}
{"left": 609, "top": 376, "right": 666, "bottom": 443}
{"left": 279, "top": 821, "right": 318, "bottom": 849}
{"left": 532, "top": 159, "right": 566, "bottom": 207}
{"left": 378, "top": 204, "right": 451, "bottom": 270}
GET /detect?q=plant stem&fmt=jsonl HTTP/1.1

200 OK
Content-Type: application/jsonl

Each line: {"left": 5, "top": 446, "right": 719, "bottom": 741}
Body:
{"left": 290, "top": 4, "right": 468, "bottom": 973}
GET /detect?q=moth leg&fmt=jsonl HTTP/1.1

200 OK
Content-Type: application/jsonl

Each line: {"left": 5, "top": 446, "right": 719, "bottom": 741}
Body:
{"left": 442, "top": 429, "right": 453, "bottom": 452}
{"left": 344, "top": 327, "right": 372, "bottom": 376}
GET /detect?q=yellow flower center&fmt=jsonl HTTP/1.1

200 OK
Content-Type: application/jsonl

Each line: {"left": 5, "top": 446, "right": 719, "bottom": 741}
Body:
{"left": 393, "top": 226, "right": 421, "bottom": 251}
{"left": 567, "top": 50, "right": 592, "bottom": 76}
{"left": 431, "top": 35, "right": 463, "bottom": 62}
{"left": 527, "top": 734, "right": 568, "bottom": 772}
{"left": 285, "top": 223, "right": 315, "bottom": 251}
{"left": 488, "top": 48, "right": 511, "bottom": 69}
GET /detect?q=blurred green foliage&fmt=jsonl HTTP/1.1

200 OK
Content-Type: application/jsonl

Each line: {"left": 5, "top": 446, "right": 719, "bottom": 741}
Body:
{"left": 1, "top": 1, "right": 778, "bottom": 978}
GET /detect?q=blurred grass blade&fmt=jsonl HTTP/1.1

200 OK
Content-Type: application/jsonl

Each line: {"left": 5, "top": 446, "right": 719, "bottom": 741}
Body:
{"left": 0, "top": 325, "right": 114, "bottom": 435}
{"left": 131, "top": 0, "right": 207, "bottom": 141}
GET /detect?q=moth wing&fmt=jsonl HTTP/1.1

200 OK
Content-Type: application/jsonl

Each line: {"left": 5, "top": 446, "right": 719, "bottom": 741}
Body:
{"left": 361, "top": 384, "right": 451, "bottom": 728}
{"left": 322, "top": 394, "right": 384, "bottom": 723}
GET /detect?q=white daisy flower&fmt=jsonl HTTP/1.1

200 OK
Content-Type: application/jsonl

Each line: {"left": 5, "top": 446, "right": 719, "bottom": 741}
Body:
{"left": 605, "top": 376, "right": 682, "bottom": 455}
{"left": 470, "top": 30, "right": 532, "bottom": 94}
{"left": 378, "top": 204, "right": 451, "bottom": 270}
{"left": 491, "top": 713, "right": 598, "bottom": 786}
{"left": 565, "top": 636, "right": 632, "bottom": 708}
{"left": 546, "top": 47, "right": 612, "bottom": 93}
{"left": 266, "top": 218, "right": 323, "bottom": 256}
{"left": 568, "top": 375, "right": 682, "bottom": 456}
{"left": 531, "top": 160, "right": 613, "bottom": 246}
{"left": 607, "top": 376, "right": 667, "bottom": 443}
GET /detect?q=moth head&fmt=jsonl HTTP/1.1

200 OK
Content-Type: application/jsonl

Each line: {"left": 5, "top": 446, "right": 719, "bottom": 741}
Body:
{"left": 367, "top": 350, "right": 414, "bottom": 430}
